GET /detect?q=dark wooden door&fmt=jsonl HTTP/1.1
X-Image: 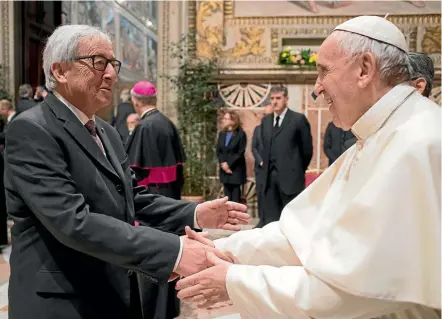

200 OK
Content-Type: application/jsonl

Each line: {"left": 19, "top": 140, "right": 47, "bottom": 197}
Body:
{"left": 21, "top": 1, "right": 61, "bottom": 89}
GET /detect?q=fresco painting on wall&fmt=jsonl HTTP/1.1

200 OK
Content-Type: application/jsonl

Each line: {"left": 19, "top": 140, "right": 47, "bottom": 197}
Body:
{"left": 120, "top": 16, "right": 145, "bottom": 73}
{"left": 77, "top": 1, "right": 101, "bottom": 27}
{"left": 234, "top": 1, "right": 441, "bottom": 17}
{"left": 147, "top": 37, "right": 158, "bottom": 83}
{"left": 61, "top": 1, "right": 71, "bottom": 25}
{"left": 103, "top": 4, "right": 116, "bottom": 52}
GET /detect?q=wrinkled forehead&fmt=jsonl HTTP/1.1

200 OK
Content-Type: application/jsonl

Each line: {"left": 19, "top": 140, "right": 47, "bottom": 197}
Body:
{"left": 77, "top": 36, "right": 115, "bottom": 59}
{"left": 317, "top": 34, "right": 347, "bottom": 66}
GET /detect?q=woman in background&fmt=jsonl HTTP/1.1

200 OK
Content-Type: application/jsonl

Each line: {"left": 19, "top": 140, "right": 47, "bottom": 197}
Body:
{"left": 217, "top": 110, "right": 247, "bottom": 203}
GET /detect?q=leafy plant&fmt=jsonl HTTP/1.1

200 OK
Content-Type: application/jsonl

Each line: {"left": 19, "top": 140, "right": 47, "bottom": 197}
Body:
{"left": 164, "top": 34, "right": 222, "bottom": 197}
{"left": 278, "top": 47, "right": 318, "bottom": 67}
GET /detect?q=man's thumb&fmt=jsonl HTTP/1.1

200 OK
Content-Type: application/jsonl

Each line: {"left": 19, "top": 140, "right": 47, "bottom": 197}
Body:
{"left": 212, "top": 196, "right": 228, "bottom": 207}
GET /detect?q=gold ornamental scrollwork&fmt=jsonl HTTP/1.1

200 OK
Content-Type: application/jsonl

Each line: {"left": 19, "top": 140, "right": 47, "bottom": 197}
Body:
{"left": 422, "top": 26, "right": 441, "bottom": 54}
{"left": 196, "top": 1, "right": 266, "bottom": 58}
{"left": 196, "top": 1, "right": 224, "bottom": 58}
{"left": 227, "top": 27, "right": 265, "bottom": 57}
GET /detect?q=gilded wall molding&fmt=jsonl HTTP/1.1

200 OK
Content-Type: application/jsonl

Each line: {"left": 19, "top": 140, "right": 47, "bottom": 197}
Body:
{"left": 158, "top": 1, "right": 170, "bottom": 112}
{"left": 0, "top": 1, "right": 11, "bottom": 96}
{"left": 422, "top": 26, "right": 441, "bottom": 54}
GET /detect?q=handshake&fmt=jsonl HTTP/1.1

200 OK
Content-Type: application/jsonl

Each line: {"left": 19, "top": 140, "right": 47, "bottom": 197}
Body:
{"left": 174, "top": 227, "right": 237, "bottom": 308}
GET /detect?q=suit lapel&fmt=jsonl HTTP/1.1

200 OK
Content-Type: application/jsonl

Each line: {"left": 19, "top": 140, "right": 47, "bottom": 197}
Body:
{"left": 226, "top": 131, "right": 238, "bottom": 149}
{"left": 45, "top": 93, "right": 120, "bottom": 180}
{"left": 274, "top": 110, "right": 292, "bottom": 138}
{"left": 96, "top": 121, "right": 126, "bottom": 183}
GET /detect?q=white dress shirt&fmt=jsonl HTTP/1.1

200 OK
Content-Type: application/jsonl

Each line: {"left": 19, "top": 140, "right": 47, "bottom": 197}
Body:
{"left": 7, "top": 112, "right": 16, "bottom": 123}
{"left": 273, "top": 107, "right": 288, "bottom": 127}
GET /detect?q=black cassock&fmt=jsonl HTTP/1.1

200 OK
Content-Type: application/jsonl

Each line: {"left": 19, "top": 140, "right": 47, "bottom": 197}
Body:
{"left": 125, "top": 109, "right": 186, "bottom": 319}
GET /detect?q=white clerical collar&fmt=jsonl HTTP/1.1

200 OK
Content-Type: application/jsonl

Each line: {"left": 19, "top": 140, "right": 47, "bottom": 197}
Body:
{"left": 141, "top": 107, "right": 157, "bottom": 119}
{"left": 53, "top": 91, "right": 95, "bottom": 125}
{"left": 7, "top": 111, "right": 16, "bottom": 123}
{"left": 351, "top": 83, "right": 416, "bottom": 141}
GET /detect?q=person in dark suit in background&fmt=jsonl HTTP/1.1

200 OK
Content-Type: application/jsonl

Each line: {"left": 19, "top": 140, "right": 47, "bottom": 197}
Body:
{"left": 15, "top": 84, "right": 36, "bottom": 114}
{"left": 110, "top": 88, "right": 135, "bottom": 143}
{"left": 0, "top": 99, "right": 17, "bottom": 148}
{"left": 217, "top": 110, "right": 247, "bottom": 203}
{"left": 260, "top": 85, "right": 313, "bottom": 226}
{"left": 323, "top": 121, "right": 356, "bottom": 166}
{"left": 251, "top": 105, "right": 273, "bottom": 228}
{"left": 4, "top": 24, "right": 249, "bottom": 319}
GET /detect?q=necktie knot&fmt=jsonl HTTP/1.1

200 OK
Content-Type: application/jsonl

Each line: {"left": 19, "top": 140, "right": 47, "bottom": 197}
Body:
{"left": 84, "top": 120, "right": 97, "bottom": 137}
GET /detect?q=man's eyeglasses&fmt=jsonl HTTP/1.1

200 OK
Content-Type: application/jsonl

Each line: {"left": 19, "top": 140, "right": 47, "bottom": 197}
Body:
{"left": 74, "top": 55, "right": 122, "bottom": 74}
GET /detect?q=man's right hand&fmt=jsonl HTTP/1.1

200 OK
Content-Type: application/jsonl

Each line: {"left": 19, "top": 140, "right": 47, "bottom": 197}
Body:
{"left": 175, "top": 227, "right": 233, "bottom": 277}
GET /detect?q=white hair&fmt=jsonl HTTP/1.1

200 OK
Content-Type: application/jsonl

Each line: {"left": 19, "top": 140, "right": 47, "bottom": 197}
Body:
{"left": 43, "top": 25, "right": 112, "bottom": 91}
{"left": 331, "top": 30, "right": 410, "bottom": 86}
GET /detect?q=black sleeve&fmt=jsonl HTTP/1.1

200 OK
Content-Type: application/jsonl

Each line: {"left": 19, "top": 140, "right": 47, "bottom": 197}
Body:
{"left": 216, "top": 132, "right": 224, "bottom": 163}
{"left": 226, "top": 130, "right": 247, "bottom": 168}
{"left": 323, "top": 122, "right": 336, "bottom": 163}
{"left": 251, "top": 127, "right": 263, "bottom": 165}
{"left": 298, "top": 114, "right": 313, "bottom": 171}
{"left": 5, "top": 117, "right": 180, "bottom": 283}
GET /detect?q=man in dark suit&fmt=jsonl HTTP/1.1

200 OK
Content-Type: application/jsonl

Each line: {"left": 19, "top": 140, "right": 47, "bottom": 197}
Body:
{"left": 110, "top": 88, "right": 135, "bottom": 143}
{"left": 323, "top": 121, "right": 356, "bottom": 166}
{"left": 4, "top": 24, "right": 248, "bottom": 319}
{"left": 0, "top": 99, "right": 16, "bottom": 148}
{"left": 259, "top": 85, "right": 313, "bottom": 226}
{"left": 15, "top": 83, "right": 37, "bottom": 114}
{"left": 251, "top": 105, "right": 273, "bottom": 228}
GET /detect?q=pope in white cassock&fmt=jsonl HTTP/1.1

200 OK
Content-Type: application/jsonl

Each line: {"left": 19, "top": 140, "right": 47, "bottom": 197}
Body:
{"left": 176, "top": 16, "right": 441, "bottom": 319}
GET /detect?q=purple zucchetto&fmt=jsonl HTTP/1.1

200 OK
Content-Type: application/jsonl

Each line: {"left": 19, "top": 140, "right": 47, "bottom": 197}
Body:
{"left": 130, "top": 81, "right": 157, "bottom": 98}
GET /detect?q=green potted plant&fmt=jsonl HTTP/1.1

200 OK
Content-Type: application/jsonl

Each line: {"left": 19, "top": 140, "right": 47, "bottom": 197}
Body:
{"left": 165, "top": 35, "right": 221, "bottom": 202}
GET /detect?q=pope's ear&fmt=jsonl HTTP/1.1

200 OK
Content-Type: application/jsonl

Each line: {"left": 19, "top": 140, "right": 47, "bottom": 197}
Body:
{"left": 357, "top": 52, "right": 376, "bottom": 89}
{"left": 51, "top": 63, "right": 69, "bottom": 84}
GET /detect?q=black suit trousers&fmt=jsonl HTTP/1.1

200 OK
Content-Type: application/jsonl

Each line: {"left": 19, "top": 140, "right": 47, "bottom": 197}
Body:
{"left": 262, "top": 168, "right": 299, "bottom": 225}
{"left": 223, "top": 183, "right": 241, "bottom": 203}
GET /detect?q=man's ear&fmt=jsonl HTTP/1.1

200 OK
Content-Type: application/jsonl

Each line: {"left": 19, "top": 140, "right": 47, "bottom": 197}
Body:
{"left": 51, "top": 63, "right": 68, "bottom": 85}
{"left": 412, "top": 78, "right": 427, "bottom": 96}
{"left": 357, "top": 52, "right": 377, "bottom": 89}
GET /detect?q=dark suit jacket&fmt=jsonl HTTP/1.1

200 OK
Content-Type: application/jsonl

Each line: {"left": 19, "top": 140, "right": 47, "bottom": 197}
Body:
{"left": 4, "top": 93, "right": 197, "bottom": 319}
{"left": 251, "top": 125, "right": 265, "bottom": 186}
{"left": 216, "top": 129, "right": 247, "bottom": 185}
{"left": 323, "top": 121, "right": 356, "bottom": 165}
{"left": 261, "top": 109, "right": 313, "bottom": 195}
{"left": 110, "top": 102, "right": 135, "bottom": 143}
{"left": 0, "top": 113, "right": 17, "bottom": 148}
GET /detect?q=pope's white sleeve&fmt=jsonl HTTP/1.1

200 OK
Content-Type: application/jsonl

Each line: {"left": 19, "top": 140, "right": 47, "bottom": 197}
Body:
{"left": 226, "top": 265, "right": 411, "bottom": 319}
{"left": 214, "top": 222, "right": 301, "bottom": 267}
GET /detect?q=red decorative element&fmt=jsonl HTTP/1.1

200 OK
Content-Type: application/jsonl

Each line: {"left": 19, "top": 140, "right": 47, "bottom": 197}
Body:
{"left": 305, "top": 172, "right": 321, "bottom": 187}
{"left": 131, "top": 163, "right": 183, "bottom": 186}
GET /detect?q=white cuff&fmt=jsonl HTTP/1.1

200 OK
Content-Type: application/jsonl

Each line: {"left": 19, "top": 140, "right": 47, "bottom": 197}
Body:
{"left": 193, "top": 207, "right": 201, "bottom": 229}
{"left": 173, "top": 237, "right": 183, "bottom": 272}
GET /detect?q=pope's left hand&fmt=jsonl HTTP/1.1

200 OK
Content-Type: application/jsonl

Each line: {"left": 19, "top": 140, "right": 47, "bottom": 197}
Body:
{"left": 195, "top": 196, "right": 249, "bottom": 230}
{"left": 176, "top": 251, "right": 231, "bottom": 308}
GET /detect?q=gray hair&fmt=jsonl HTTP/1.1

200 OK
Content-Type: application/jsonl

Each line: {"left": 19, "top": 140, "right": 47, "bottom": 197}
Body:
{"left": 43, "top": 25, "right": 112, "bottom": 91}
{"left": 120, "top": 89, "right": 131, "bottom": 103}
{"left": 18, "top": 84, "right": 33, "bottom": 98}
{"left": 408, "top": 52, "right": 434, "bottom": 98}
{"left": 270, "top": 85, "right": 288, "bottom": 97}
{"left": 331, "top": 30, "right": 410, "bottom": 86}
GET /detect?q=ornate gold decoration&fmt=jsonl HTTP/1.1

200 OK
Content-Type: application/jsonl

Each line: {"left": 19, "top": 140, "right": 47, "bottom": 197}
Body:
{"left": 422, "top": 26, "right": 441, "bottom": 54}
{"left": 1, "top": 1, "right": 10, "bottom": 95}
{"left": 430, "top": 86, "right": 441, "bottom": 105}
{"left": 227, "top": 27, "right": 265, "bottom": 57}
{"left": 188, "top": 1, "right": 197, "bottom": 55}
{"left": 217, "top": 83, "right": 271, "bottom": 108}
{"left": 408, "top": 27, "right": 418, "bottom": 52}
{"left": 196, "top": 1, "right": 224, "bottom": 58}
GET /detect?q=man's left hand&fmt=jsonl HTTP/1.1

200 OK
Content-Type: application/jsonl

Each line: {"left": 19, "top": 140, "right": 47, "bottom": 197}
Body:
{"left": 195, "top": 196, "right": 249, "bottom": 230}
{"left": 176, "top": 251, "right": 231, "bottom": 308}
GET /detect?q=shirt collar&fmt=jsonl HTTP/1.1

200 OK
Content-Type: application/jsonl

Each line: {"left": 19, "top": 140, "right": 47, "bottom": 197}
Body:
{"left": 351, "top": 83, "right": 416, "bottom": 141}
{"left": 7, "top": 111, "right": 16, "bottom": 123}
{"left": 53, "top": 91, "right": 95, "bottom": 125}
{"left": 141, "top": 107, "right": 157, "bottom": 119}
{"left": 274, "top": 107, "right": 288, "bottom": 119}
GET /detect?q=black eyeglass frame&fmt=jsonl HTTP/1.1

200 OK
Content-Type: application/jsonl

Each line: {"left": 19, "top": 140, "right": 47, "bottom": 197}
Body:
{"left": 74, "top": 55, "right": 122, "bottom": 74}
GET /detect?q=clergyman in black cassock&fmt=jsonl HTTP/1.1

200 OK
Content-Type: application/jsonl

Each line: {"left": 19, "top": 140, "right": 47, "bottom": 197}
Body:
{"left": 125, "top": 81, "right": 186, "bottom": 319}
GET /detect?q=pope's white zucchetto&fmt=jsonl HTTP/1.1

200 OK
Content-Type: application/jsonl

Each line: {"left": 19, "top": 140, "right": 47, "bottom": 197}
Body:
{"left": 334, "top": 15, "right": 408, "bottom": 53}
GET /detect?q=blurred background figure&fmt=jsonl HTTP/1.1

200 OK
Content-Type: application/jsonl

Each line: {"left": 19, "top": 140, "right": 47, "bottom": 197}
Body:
{"left": 16, "top": 84, "right": 36, "bottom": 114}
{"left": 126, "top": 113, "right": 140, "bottom": 138}
{"left": 217, "top": 110, "right": 247, "bottom": 203}
{"left": 323, "top": 121, "right": 356, "bottom": 166}
{"left": 110, "top": 88, "right": 135, "bottom": 143}
{"left": 33, "top": 85, "right": 48, "bottom": 102}
{"left": 252, "top": 105, "right": 273, "bottom": 228}
{"left": 409, "top": 51, "right": 435, "bottom": 98}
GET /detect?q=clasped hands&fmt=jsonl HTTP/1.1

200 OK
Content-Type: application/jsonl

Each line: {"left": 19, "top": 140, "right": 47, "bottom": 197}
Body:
{"left": 174, "top": 227, "right": 236, "bottom": 308}
{"left": 221, "top": 162, "right": 232, "bottom": 174}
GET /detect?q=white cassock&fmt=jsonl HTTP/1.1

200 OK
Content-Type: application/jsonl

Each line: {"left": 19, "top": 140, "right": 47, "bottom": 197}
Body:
{"left": 215, "top": 84, "right": 441, "bottom": 319}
